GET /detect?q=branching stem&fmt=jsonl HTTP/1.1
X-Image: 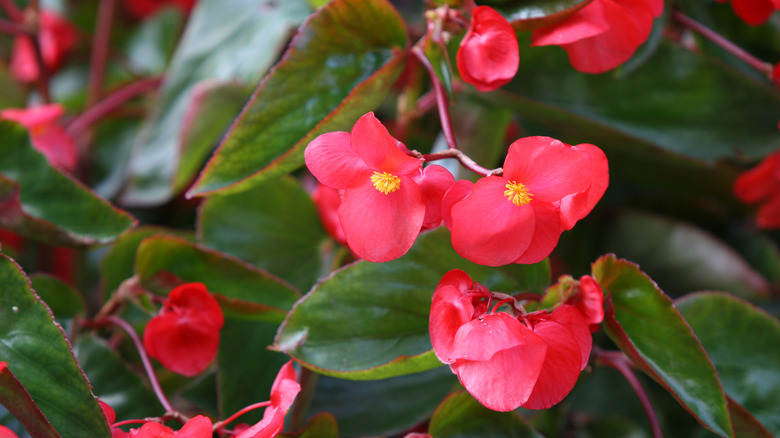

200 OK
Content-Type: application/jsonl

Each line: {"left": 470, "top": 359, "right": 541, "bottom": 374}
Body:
{"left": 411, "top": 45, "right": 459, "bottom": 150}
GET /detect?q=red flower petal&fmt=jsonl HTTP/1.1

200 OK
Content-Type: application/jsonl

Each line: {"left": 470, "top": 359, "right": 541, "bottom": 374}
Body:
{"left": 531, "top": 0, "right": 611, "bottom": 46}
{"left": 430, "top": 284, "right": 476, "bottom": 364}
{"left": 571, "top": 275, "right": 605, "bottom": 328}
{"left": 414, "top": 165, "right": 456, "bottom": 229}
{"left": 442, "top": 179, "right": 474, "bottom": 229}
{"left": 757, "top": 192, "right": 780, "bottom": 229}
{"left": 558, "top": 143, "right": 609, "bottom": 230}
{"left": 451, "top": 312, "right": 534, "bottom": 362}
{"left": 0, "top": 104, "right": 78, "bottom": 172}
{"left": 731, "top": 0, "right": 775, "bottom": 25}
{"left": 130, "top": 416, "right": 212, "bottom": 438}
{"left": 338, "top": 176, "right": 425, "bottom": 262}
{"left": 143, "top": 283, "right": 224, "bottom": 377}
{"left": 512, "top": 201, "right": 563, "bottom": 265}
{"left": 10, "top": 11, "right": 78, "bottom": 83}
{"left": 305, "top": 131, "right": 370, "bottom": 190}
{"left": 734, "top": 150, "right": 780, "bottom": 203}
{"left": 350, "top": 112, "right": 421, "bottom": 176}
{"left": 0, "top": 426, "right": 18, "bottom": 438}
{"left": 312, "top": 184, "right": 346, "bottom": 245}
{"left": 456, "top": 6, "right": 520, "bottom": 92}
{"left": 235, "top": 361, "right": 301, "bottom": 438}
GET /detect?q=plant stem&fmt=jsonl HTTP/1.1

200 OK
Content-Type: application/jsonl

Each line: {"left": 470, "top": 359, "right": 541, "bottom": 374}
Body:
{"left": 86, "top": 0, "right": 116, "bottom": 109}
{"left": 673, "top": 11, "right": 772, "bottom": 76}
{"left": 594, "top": 348, "right": 663, "bottom": 438}
{"left": 67, "top": 76, "right": 162, "bottom": 138}
{"left": 411, "top": 45, "right": 459, "bottom": 150}
{"left": 101, "top": 315, "right": 176, "bottom": 415}
{"left": 421, "top": 148, "right": 501, "bottom": 177}
{"left": 0, "top": 17, "right": 27, "bottom": 34}
{"left": 212, "top": 401, "right": 272, "bottom": 432}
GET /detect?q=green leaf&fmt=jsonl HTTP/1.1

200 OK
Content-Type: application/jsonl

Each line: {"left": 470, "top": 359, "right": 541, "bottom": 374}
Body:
{"left": 0, "top": 362, "right": 61, "bottom": 438}
{"left": 30, "top": 274, "right": 85, "bottom": 335}
{"left": 135, "top": 235, "right": 300, "bottom": 322}
{"left": 274, "top": 227, "right": 522, "bottom": 379}
{"left": 121, "top": 0, "right": 311, "bottom": 205}
{"left": 676, "top": 292, "right": 780, "bottom": 436}
{"left": 481, "top": 0, "right": 592, "bottom": 30}
{"left": 428, "top": 391, "right": 543, "bottom": 438}
{"left": 726, "top": 396, "right": 774, "bottom": 438}
{"left": 592, "top": 254, "right": 733, "bottom": 438}
{"left": 0, "top": 255, "right": 112, "bottom": 437}
{"left": 0, "top": 121, "right": 136, "bottom": 246}
{"left": 307, "top": 366, "right": 457, "bottom": 436}
{"left": 601, "top": 211, "right": 769, "bottom": 298}
{"left": 197, "top": 176, "right": 328, "bottom": 292}
{"left": 281, "top": 413, "right": 339, "bottom": 438}
{"left": 73, "top": 334, "right": 162, "bottom": 421}
{"left": 187, "top": 0, "right": 409, "bottom": 198}
{"left": 123, "top": 7, "right": 184, "bottom": 75}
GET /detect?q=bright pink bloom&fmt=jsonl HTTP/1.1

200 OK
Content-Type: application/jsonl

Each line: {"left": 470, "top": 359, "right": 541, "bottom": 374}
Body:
{"left": 715, "top": 0, "right": 780, "bottom": 25}
{"left": 143, "top": 283, "right": 224, "bottom": 377}
{"left": 0, "top": 425, "right": 19, "bottom": 438}
{"left": 235, "top": 361, "right": 301, "bottom": 438}
{"left": 122, "top": 0, "right": 196, "bottom": 18}
{"left": 734, "top": 149, "right": 780, "bottom": 229}
{"left": 565, "top": 275, "right": 605, "bottom": 332}
{"left": 129, "top": 416, "right": 212, "bottom": 438}
{"left": 0, "top": 104, "right": 78, "bottom": 172}
{"left": 305, "top": 112, "right": 453, "bottom": 262}
{"left": 10, "top": 10, "right": 78, "bottom": 83}
{"left": 531, "top": 0, "right": 663, "bottom": 73}
{"left": 457, "top": 6, "right": 520, "bottom": 91}
{"left": 429, "top": 270, "right": 591, "bottom": 411}
{"left": 312, "top": 183, "right": 347, "bottom": 246}
{"left": 442, "top": 136, "right": 607, "bottom": 266}
{"left": 99, "top": 400, "right": 131, "bottom": 438}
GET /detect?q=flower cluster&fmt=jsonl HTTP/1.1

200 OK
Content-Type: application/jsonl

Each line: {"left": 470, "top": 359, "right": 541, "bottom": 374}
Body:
{"left": 143, "top": 283, "right": 224, "bottom": 377}
{"left": 10, "top": 10, "right": 78, "bottom": 83}
{"left": 1, "top": 104, "right": 79, "bottom": 173}
{"left": 429, "top": 270, "right": 597, "bottom": 411}
{"left": 734, "top": 149, "right": 780, "bottom": 229}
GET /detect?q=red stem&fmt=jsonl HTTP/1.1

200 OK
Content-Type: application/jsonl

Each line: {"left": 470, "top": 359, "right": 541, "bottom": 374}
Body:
{"left": 673, "top": 11, "right": 772, "bottom": 75}
{"left": 67, "top": 76, "right": 162, "bottom": 137}
{"left": 411, "top": 45, "right": 459, "bottom": 150}
{"left": 0, "top": 17, "right": 27, "bottom": 34}
{"left": 101, "top": 315, "right": 176, "bottom": 414}
{"left": 213, "top": 401, "right": 271, "bottom": 431}
{"left": 86, "top": 0, "right": 116, "bottom": 109}
{"left": 421, "top": 149, "right": 501, "bottom": 177}
{"left": 594, "top": 348, "right": 664, "bottom": 438}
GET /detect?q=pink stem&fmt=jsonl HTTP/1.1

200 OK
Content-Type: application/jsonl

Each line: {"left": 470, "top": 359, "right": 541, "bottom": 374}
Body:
{"left": 411, "top": 45, "right": 459, "bottom": 150}
{"left": 594, "top": 348, "right": 664, "bottom": 438}
{"left": 213, "top": 401, "right": 271, "bottom": 431}
{"left": 673, "top": 11, "right": 772, "bottom": 75}
{"left": 86, "top": 0, "right": 116, "bottom": 109}
{"left": 67, "top": 76, "right": 162, "bottom": 137}
{"left": 421, "top": 149, "right": 501, "bottom": 177}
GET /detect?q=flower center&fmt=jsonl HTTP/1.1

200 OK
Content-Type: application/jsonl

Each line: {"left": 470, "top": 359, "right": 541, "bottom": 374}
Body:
{"left": 504, "top": 181, "right": 533, "bottom": 206}
{"left": 371, "top": 171, "right": 401, "bottom": 194}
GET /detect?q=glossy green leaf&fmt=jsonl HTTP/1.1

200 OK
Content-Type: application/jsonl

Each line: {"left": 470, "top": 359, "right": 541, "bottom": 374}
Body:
{"left": 73, "top": 334, "right": 162, "bottom": 421}
{"left": 592, "top": 255, "right": 733, "bottom": 438}
{"left": 483, "top": 0, "right": 592, "bottom": 30}
{"left": 428, "top": 391, "right": 543, "bottom": 438}
{"left": 187, "top": 0, "right": 409, "bottom": 197}
{"left": 274, "top": 227, "right": 522, "bottom": 379}
{"left": 601, "top": 211, "right": 769, "bottom": 298}
{"left": 281, "top": 413, "right": 339, "bottom": 438}
{"left": 0, "top": 121, "right": 136, "bottom": 246}
{"left": 307, "top": 366, "right": 456, "bottom": 436}
{"left": 121, "top": 0, "right": 311, "bottom": 205}
{"left": 135, "top": 235, "right": 300, "bottom": 322}
{"left": 197, "top": 176, "right": 328, "bottom": 292}
{"left": 123, "top": 7, "right": 184, "bottom": 75}
{"left": 0, "top": 255, "right": 112, "bottom": 437}
{"left": 0, "top": 362, "right": 61, "bottom": 438}
{"left": 30, "top": 274, "right": 84, "bottom": 320}
{"left": 676, "top": 292, "right": 780, "bottom": 436}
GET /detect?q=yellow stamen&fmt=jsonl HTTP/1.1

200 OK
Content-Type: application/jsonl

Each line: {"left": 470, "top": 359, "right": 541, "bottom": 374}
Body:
{"left": 504, "top": 181, "right": 533, "bottom": 206}
{"left": 371, "top": 171, "right": 401, "bottom": 194}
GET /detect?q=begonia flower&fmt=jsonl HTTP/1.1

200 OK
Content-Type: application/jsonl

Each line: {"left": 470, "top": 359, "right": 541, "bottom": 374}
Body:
{"left": 0, "top": 425, "right": 19, "bottom": 438}
{"left": 99, "top": 400, "right": 131, "bottom": 438}
{"left": 531, "top": 0, "right": 663, "bottom": 74}
{"left": 734, "top": 149, "right": 780, "bottom": 229}
{"left": 429, "top": 270, "right": 592, "bottom": 411}
{"left": 143, "top": 283, "right": 224, "bottom": 377}
{"left": 235, "top": 360, "right": 301, "bottom": 438}
{"left": 442, "top": 136, "right": 608, "bottom": 266}
{"left": 10, "top": 10, "right": 78, "bottom": 83}
{"left": 129, "top": 415, "right": 212, "bottom": 438}
{"left": 1, "top": 104, "right": 78, "bottom": 172}
{"left": 566, "top": 275, "right": 605, "bottom": 331}
{"left": 122, "top": 0, "right": 196, "bottom": 19}
{"left": 715, "top": 0, "right": 780, "bottom": 25}
{"left": 312, "top": 183, "right": 347, "bottom": 246}
{"left": 305, "top": 112, "right": 453, "bottom": 262}
{"left": 456, "top": 6, "right": 519, "bottom": 92}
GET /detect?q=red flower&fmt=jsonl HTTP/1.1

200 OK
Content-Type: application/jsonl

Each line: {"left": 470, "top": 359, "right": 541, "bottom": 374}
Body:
{"left": 10, "top": 10, "right": 78, "bottom": 83}
{"left": 143, "top": 283, "right": 224, "bottom": 377}
{"left": 429, "top": 270, "right": 591, "bottom": 411}
{"left": 734, "top": 149, "right": 780, "bottom": 229}
{"left": 0, "top": 104, "right": 78, "bottom": 172}
{"left": 566, "top": 275, "right": 605, "bottom": 330}
{"left": 531, "top": 0, "right": 663, "bottom": 73}
{"left": 0, "top": 425, "right": 19, "bottom": 438}
{"left": 122, "top": 0, "right": 196, "bottom": 18}
{"left": 305, "top": 112, "right": 453, "bottom": 262}
{"left": 442, "top": 136, "right": 607, "bottom": 266}
{"left": 312, "top": 183, "right": 347, "bottom": 246}
{"left": 129, "top": 416, "right": 212, "bottom": 438}
{"left": 715, "top": 0, "right": 780, "bottom": 25}
{"left": 235, "top": 361, "right": 301, "bottom": 438}
{"left": 99, "top": 400, "right": 131, "bottom": 438}
{"left": 457, "top": 6, "right": 520, "bottom": 91}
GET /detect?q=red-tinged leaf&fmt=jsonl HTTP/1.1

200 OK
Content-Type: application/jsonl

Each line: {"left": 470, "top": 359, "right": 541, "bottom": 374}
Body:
{"left": 279, "top": 413, "right": 339, "bottom": 438}
{"left": 676, "top": 292, "right": 780, "bottom": 435}
{"left": 187, "top": 0, "right": 409, "bottom": 198}
{"left": 0, "top": 255, "right": 112, "bottom": 437}
{"left": 0, "top": 362, "right": 61, "bottom": 438}
{"left": 0, "top": 121, "right": 136, "bottom": 246}
{"left": 727, "top": 396, "right": 773, "bottom": 438}
{"left": 135, "top": 235, "right": 300, "bottom": 322}
{"left": 591, "top": 254, "right": 734, "bottom": 438}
